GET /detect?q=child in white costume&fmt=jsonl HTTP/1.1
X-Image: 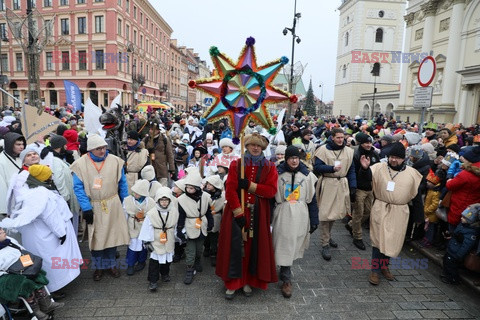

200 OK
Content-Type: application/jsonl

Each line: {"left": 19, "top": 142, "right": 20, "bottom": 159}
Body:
{"left": 123, "top": 179, "right": 155, "bottom": 276}
{"left": 202, "top": 175, "right": 225, "bottom": 267}
{"left": 139, "top": 187, "right": 179, "bottom": 292}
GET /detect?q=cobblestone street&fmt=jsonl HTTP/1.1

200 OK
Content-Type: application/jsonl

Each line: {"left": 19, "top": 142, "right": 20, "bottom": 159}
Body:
{"left": 49, "top": 223, "right": 480, "bottom": 320}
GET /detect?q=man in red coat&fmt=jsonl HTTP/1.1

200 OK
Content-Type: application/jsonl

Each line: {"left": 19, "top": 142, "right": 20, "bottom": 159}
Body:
{"left": 216, "top": 132, "right": 278, "bottom": 300}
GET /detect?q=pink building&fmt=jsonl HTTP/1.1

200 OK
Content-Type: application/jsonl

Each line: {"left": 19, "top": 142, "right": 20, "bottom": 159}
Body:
{"left": 0, "top": 0, "right": 172, "bottom": 109}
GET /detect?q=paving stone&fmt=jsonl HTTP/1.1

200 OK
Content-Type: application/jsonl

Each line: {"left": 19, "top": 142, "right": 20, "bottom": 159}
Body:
{"left": 398, "top": 301, "right": 427, "bottom": 310}
{"left": 392, "top": 310, "right": 423, "bottom": 319}
{"left": 418, "top": 310, "right": 449, "bottom": 318}
{"left": 365, "top": 310, "right": 396, "bottom": 319}
{"left": 94, "top": 307, "right": 126, "bottom": 317}
{"left": 422, "top": 301, "right": 448, "bottom": 309}
{"left": 402, "top": 294, "right": 428, "bottom": 302}
{"left": 443, "top": 309, "right": 475, "bottom": 318}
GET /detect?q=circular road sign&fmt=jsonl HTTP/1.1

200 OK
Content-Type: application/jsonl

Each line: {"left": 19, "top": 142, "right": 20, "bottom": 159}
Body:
{"left": 142, "top": 88, "right": 147, "bottom": 94}
{"left": 418, "top": 56, "right": 436, "bottom": 87}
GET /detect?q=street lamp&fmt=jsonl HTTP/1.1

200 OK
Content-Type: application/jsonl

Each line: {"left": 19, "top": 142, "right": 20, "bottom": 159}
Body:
{"left": 127, "top": 42, "right": 136, "bottom": 109}
{"left": 283, "top": 0, "right": 301, "bottom": 120}
{"left": 0, "top": 36, "right": 9, "bottom": 109}
{"left": 371, "top": 63, "right": 380, "bottom": 120}
{"left": 318, "top": 82, "right": 324, "bottom": 115}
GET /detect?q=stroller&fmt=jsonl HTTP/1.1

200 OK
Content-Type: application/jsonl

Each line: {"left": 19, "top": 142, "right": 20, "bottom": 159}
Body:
{"left": 1, "top": 285, "right": 61, "bottom": 320}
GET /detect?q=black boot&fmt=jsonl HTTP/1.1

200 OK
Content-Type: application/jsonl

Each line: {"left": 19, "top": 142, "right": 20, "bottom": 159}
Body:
{"left": 184, "top": 266, "right": 196, "bottom": 285}
{"left": 35, "top": 289, "right": 64, "bottom": 314}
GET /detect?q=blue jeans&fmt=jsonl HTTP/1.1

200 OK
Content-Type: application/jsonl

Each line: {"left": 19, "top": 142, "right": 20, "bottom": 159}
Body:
{"left": 371, "top": 246, "right": 390, "bottom": 273}
{"left": 91, "top": 247, "right": 117, "bottom": 270}
{"left": 126, "top": 247, "right": 147, "bottom": 267}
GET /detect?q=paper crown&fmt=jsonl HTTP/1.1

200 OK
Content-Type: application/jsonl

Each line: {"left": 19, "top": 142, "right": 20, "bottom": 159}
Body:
{"left": 426, "top": 169, "right": 440, "bottom": 185}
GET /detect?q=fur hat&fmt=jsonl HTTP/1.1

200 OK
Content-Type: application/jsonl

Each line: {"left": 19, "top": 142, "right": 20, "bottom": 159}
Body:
{"left": 29, "top": 164, "right": 52, "bottom": 182}
{"left": 462, "top": 146, "right": 480, "bottom": 163}
{"left": 219, "top": 138, "right": 234, "bottom": 149}
{"left": 205, "top": 174, "right": 224, "bottom": 191}
{"left": 461, "top": 203, "right": 480, "bottom": 224}
{"left": 87, "top": 134, "right": 107, "bottom": 151}
{"left": 140, "top": 165, "right": 156, "bottom": 181}
{"left": 244, "top": 132, "right": 268, "bottom": 150}
{"left": 275, "top": 145, "right": 287, "bottom": 155}
{"left": 355, "top": 132, "right": 371, "bottom": 144}
{"left": 131, "top": 179, "right": 150, "bottom": 197}
{"left": 49, "top": 134, "right": 67, "bottom": 150}
{"left": 388, "top": 142, "right": 406, "bottom": 159}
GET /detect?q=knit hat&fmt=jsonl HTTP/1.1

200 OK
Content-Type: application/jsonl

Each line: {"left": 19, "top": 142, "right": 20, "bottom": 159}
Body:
{"left": 219, "top": 138, "right": 234, "bottom": 149}
{"left": 355, "top": 132, "right": 371, "bottom": 145}
{"left": 275, "top": 145, "right": 287, "bottom": 155}
{"left": 404, "top": 132, "right": 421, "bottom": 146}
{"left": 131, "top": 179, "right": 150, "bottom": 197}
{"left": 19, "top": 145, "right": 40, "bottom": 163}
{"left": 429, "top": 139, "right": 439, "bottom": 148}
{"left": 380, "top": 135, "right": 393, "bottom": 144}
{"left": 461, "top": 203, "right": 480, "bottom": 224}
{"left": 244, "top": 132, "right": 268, "bottom": 150}
{"left": 409, "top": 145, "right": 424, "bottom": 159}
{"left": 140, "top": 165, "right": 156, "bottom": 181}
{"left": 421, "top": 142, "right": 435, "bottom": 155}
{"left": 426, "top": 169, "right": 440, "bottom": 185}
{"left": 388, "top": 142, "right": 406, "bottom": 159}
{"left": 127, "top": 130, "right": 140, "bottom": 141}
{"left": 462, "top": 146, "right": 480, "bottom": 163}
{"left": 285, "top": 145, "right": 301, "bottom": 161}
{"left": 87, "top": 134, "right": 107, "bottom": 151}
{"left": 205, "top": 174, "right": 224, "bottom": 191}
{"left": 49, "top": 134, "right": 67, "bottom": 149}
{"left": 446, "top": 144, "right": 460, "bottom": 154}
{"left": 29, "top": 164, "right": 52, "bottom": 182}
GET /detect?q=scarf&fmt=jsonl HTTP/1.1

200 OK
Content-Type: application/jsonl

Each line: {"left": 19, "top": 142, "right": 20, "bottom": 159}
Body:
{"left": 244, "top": 151, "right": 265, "bottom": 165}
{"left": 186, "top": 188, "right": 202, "bottom": 202}
{"left": 327, "top": 137, "right": 345, "bottom": 151}
{"left": 388, "top": 161, "right": 406, "bottom": 172}
{"left": 26, "top": 175, "right": 57, "bottom": 191}
{"left": 127, "top": 140, "right": 140, "bottom": 151}
{"left": 0, "top": 238, "right": 11, "bottom": 250}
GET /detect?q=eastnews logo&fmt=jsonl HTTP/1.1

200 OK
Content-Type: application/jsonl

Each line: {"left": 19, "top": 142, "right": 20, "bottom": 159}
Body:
{"left": 351, "top": 257, "right": 429, "bottom": 270}
{"left": 351, "top": 50, "right": 434, "bottom": 64}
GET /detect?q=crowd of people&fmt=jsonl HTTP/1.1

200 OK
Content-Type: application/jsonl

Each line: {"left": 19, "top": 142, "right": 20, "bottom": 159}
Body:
{"left": 0, "top": 105, "right": 479, "bottom": 316}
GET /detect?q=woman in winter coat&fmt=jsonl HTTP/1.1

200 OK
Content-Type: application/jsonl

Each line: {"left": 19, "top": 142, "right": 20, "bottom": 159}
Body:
{"left": 272, "top": 146, "right": 318, "bottom": 298}
{"left": 446, "top": 146, "right": 480, "bottom": 229}
{"left": 125, "top": 131, "right": 149, "bottom": 193}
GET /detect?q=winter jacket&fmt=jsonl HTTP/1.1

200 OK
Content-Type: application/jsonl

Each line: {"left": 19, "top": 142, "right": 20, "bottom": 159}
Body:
{"left": 446, "top": 162, "right": 480, "bottom": 226}
{"left": 424, "top": 188, "right": 440, "bottom": 223}
{"left": 353, "top": 145, "right": 380, "bottom": 191}
{"left": 447, "top": 223, "right": 480, "bottom": 261}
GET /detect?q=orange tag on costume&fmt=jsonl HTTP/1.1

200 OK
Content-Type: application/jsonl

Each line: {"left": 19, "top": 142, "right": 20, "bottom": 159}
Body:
{"left": 135, "top": 210, "right": 145, "bottom": 220}
{"left": 20, "top": 255, "right": 34, "bottom": 267}
{"left": 195, "top": 218, "right": 202, "bottom": 229}
{"left": 93, "top": 177, "right": 103, "bottom": 190}
{"left": 159, "top": 232, "right": 167, "bottom": 244}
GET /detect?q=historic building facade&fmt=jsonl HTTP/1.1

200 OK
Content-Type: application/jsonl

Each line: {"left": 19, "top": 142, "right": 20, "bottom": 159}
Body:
{"left": 0, "top": 0, "right": 173, "bottom": 108}
{"left": 395, "top": 0, "right": 480, "bottom": 124}
{"left": 333, "top": 0, "right": 406, "bottom": 118}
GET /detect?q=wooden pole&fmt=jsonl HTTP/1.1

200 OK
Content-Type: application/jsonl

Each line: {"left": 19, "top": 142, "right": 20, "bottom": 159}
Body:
{"left": 240, "top": 133, "right": 247, "bottom": 242}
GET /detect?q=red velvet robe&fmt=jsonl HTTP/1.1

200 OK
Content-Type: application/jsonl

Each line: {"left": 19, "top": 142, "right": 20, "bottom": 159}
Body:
{"left": 215, "top": 158, "right": 278, "bottom": 290}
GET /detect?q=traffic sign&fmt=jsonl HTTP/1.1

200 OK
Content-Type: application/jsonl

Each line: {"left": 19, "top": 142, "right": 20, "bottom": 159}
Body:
{"left": 413, "top": 87, "right": 433, "bottom": 108}
{"left": 418, "top": 56, "right": 436, "bottom": 87}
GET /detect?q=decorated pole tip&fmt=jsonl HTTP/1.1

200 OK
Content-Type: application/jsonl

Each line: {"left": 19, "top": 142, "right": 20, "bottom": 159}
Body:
{"left": 289, "top": 95, "right": 298, "bottom": 103}
{"left": 199, "top": 118, "right": 207, "bottom": 126}
{"left": 209, "top": 46, "right": 220, "bottom": 56}
{"left": 232, "top": 137, "right": 240, "bottom": 145}
{"left": 280, "top": 56, "right": 289, "bottom": 65}
{"left": 268, "top": 127, "right": 277, "bottom": 135}
{"left": 245, "top": 36, "right": 256, "bottom": 46}
{"left": 188, "top": 80, "right": 196, "bottom": 88}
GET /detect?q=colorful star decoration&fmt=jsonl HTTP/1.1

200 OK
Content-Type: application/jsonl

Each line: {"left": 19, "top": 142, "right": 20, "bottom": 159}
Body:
{"left": 188, "top": 37, "right": 297, "bottom": 144}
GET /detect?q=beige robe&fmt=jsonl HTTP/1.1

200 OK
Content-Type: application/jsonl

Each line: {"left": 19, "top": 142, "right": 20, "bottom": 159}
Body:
{"left": 314, "top": 145, "right": 354, "bottom": 221}
{"left": 125, "top": 148, "right": 149, "bottom": 193}
{"left": 177, "top": 192, "right": 211, "bottom": 239}
{"left": 272, "top": 170, "right": 318, "bottom": 266}
{"left": 143, "top": 206, "right": 179, "bottom": 255}
{"left": 210, "top": 195, "right": 225, "bottom": 233}
{"left": 369, "top": 162, "right": 422, "bottom": 257}
{"left": 124, "top": 196, "right": 155, "bottom": 239}
{"left": 70, "top": 154, "right": 130, "bottom": 250}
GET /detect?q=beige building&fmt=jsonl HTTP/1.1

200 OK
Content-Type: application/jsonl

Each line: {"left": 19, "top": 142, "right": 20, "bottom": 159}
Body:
{"left": 396, "top": 0, "right": 480, "bottom": 125}
{"left": 334, "top": 0, "right": 406, "bottom": 118}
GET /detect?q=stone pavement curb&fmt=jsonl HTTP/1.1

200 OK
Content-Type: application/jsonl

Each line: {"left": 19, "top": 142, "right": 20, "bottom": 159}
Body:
{"left": 407, "top": 241, "right": 480, "bottom": 295}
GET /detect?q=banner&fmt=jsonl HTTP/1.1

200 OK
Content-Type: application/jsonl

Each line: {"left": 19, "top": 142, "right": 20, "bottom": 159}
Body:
{"left": 64, "top": 80, "right": 82, "bottom": 112}
{"left": 109, "top": 92, "right": 121, "bottom": 110}
{"left": 21, "top": 105, "right": 61, "bottom": 144}
{"left": 84, "top": 98, "right": 105, "bottom": 138}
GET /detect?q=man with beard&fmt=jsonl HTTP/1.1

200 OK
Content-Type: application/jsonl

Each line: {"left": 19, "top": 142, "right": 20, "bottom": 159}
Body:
{"left": 346, "top": 133, "right": 379, "bottom": 250}
{"left": 366, "top": 142, "right": 422, "bottom": 285}
{"left": 314, "top": 128, "right": 356, "bottom": 261}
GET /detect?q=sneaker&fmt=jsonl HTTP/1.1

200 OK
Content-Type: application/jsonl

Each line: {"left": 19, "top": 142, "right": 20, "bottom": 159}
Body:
{"left": 329, "top": 239, "right": 338, "bottom": 248}
{"left": 134, "top": 262, "right": 146, "bottom": 272}
{"left": 126, "top": 266, "right": 135, "bottom": 276}
{"left": 225, "top": 289, "right": 235, "bottom": 300}
{"left": 281, "top": 282, "right": 292, "bottom": 298}
{"left": 321, "top": 245, "right": 331, "bottom": 261}
{"left": 161, "top": 274, "right": 171, "bottom": 282}
{"left": 345, "top": 224, "right": 353, "bottom": 237}
{"left": 148, "top": 282, "right": 158, "bottom": 292}
{"left": 353, "top": 239, "right": 366, "bottom": 250}
{"left": 183, "top": 267, "right": 196, "bottom": 285}
{"left": 381, "top": 268, "right": 395, "bottom": 281}
{"left": 243, "top": 285, "right": 252, "bottom": 297}
{"left": 369, "top": 272, "right": 380, "bottom": 285}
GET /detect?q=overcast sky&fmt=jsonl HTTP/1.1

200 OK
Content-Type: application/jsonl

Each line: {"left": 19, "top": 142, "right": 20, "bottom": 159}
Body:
{"left": 150, "top": 0, "right": 340, "bottom": 102}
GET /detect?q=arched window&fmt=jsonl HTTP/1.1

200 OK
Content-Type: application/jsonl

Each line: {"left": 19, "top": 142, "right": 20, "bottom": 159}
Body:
{"left": 345, "top": 32, "right": 349, "bottom": 46}
{"left": 342, "top": 65, "right": 347, "bottom": 78}
{"left": 375, "top": 28, "right": 383, "bottom": 43}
